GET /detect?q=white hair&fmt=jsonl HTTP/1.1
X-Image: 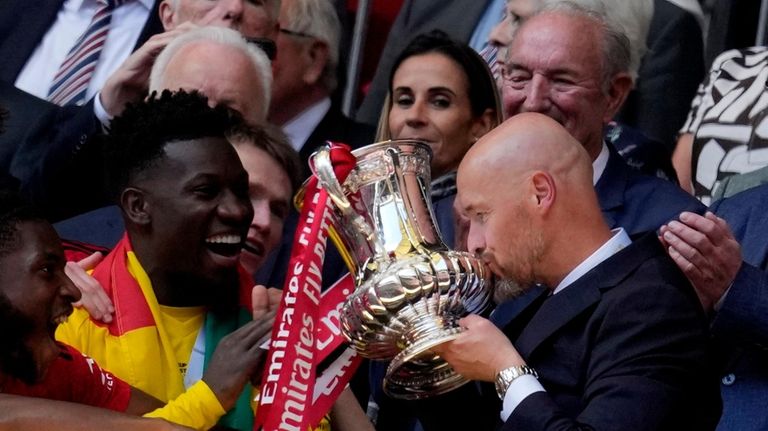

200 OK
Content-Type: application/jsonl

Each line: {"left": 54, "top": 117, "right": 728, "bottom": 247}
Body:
{"left": 540, "top": 0, "right": 653, "bottom": 81}
{"left": 281, "top": 0, "right": 341, "bottom": 92}
{"left": 149, "top": 26, "right": 273, "bottom": 117}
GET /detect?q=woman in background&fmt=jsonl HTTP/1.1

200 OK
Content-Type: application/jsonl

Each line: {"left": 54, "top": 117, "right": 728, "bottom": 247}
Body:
{"left": 375, "top": 30, "right": 502, "bottom": 249}
{"left": 368, "top": 30, "right": 502, "bottom": 431}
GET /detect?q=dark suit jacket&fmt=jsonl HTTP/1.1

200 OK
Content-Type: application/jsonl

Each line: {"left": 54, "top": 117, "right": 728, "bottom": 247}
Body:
{"left": 0, "top": 0, "right": 163, "bottom": 220}
{"left": 616, "top": 0, "right": 705, "bottom": 151}
{"left": 596, "top": 143, "right": 705, "bottom": 235}
{"left": 355, "top": 0, "right": 492, "bottom": 126}
{"left": 414, "top": 234, "right": 721, "bottom": 431}
{"left": 708, "top": 185, "right": 768, "bottom": 431}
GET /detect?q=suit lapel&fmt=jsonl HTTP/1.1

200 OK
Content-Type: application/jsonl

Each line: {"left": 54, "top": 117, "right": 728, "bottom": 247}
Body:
{"left": 514, "top": 233, "right": 662, "bottom": 358}
{"left": 134, "top": 1, "right": 164, "bottom": 50}
{"left": 514, "top": 279, "right": 601, "bottom": 358}
{"left": 0, "top": 0, "right": 63, "bottom": 82}
{"left": 595, "top": 144, "right": 629, "bottom": 230}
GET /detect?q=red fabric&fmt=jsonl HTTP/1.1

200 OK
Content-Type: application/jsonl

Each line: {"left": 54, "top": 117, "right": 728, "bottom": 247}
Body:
{"left": 1, "top": 343, "right": 131, "bottom": 411}
{"left": 91, "top": 234, "right": 254, "bottom": 336}
{"left": 62, "top": 239, "right": 110, "bottom": 263}
{"left": 90, "top": 234, "right": 156, "bottom": 335}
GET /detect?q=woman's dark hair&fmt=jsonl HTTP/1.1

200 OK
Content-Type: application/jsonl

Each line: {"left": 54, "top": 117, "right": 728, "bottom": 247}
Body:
{"left": 388, "top": 29, "right": 498, "bottom": 118}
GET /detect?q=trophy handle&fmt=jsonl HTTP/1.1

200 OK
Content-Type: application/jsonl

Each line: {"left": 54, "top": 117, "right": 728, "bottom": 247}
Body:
{"left": 311, "top": 145, "right": 388, "bottom": 264}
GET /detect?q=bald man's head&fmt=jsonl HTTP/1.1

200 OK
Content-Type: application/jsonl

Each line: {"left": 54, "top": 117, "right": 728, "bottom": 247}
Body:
{"left": 461, "top": 113, "right": 593, "bottom": 189}
{"left": 457, "top": 112, "right": 606, "bottom": 285}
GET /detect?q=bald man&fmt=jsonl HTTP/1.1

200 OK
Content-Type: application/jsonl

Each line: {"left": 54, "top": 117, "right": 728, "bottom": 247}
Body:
{"left": 417, "top": 113, "right": 720, "bottom": 431}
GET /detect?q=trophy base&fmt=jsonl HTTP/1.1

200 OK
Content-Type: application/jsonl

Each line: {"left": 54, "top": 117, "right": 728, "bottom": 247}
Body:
{"left": 382, "top": 326, "right": 469, "bottom": 399}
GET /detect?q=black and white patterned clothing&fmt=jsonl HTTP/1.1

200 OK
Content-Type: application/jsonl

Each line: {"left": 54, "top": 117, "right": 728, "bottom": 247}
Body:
{"left": 681, "top": 47, "right": 768, "bottom": 205}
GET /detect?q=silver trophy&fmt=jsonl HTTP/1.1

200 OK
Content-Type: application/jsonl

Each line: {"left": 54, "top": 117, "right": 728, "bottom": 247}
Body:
{"left": 310, "top": 140, "right": 492, "bottom": 399}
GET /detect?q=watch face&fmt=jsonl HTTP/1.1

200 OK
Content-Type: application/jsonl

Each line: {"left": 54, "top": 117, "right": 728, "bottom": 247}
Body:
{"left": 495, "top": 366, "right": 538, "bottom": 399}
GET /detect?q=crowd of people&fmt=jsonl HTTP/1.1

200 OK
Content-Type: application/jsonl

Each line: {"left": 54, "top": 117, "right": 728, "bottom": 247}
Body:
{"left": 0, "top": 0, "right": 766, "bottom": 430}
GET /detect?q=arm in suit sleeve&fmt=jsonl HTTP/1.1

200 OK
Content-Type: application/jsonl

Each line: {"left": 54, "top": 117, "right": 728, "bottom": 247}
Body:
{"left": 711, "top": 262, "right": 768, "bottom": 347}
{"left": 3, "top": 82, "right": 108, "bottom": 220}
{"left": 503, "top": 266, "right": 716, "bottom": 430}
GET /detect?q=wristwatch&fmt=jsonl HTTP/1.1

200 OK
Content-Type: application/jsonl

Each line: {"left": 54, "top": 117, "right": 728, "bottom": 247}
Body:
{"left": 495, "top": 364, "right": 539, "bottom": 400}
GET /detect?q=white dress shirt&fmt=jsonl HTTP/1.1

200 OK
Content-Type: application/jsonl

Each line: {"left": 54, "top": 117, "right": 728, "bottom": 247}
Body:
{"left": 14, "top": 0, "right": 153, "bottom": 102}
{"left": 500, "top": 228, "right": 632, "bottom": 421}
{"left": 282, "top": 97, "right": 331, "bottom": 152}
{"left": 592, "top": 142, "right": 610, "bottom": 186}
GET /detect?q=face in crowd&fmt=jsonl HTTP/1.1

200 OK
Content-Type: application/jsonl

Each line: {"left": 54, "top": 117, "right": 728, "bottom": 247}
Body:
{"left": 0, "top": 218, "right": 80, "bottom": 384}
{"left": 388, "top": 51, "right": 494, "bottom": 179}
{"left": 232, "top": 141, "right": 292, "bottom": 275}
{"left": 501, "top": 12, "right": 631, "bottom": 158}
{"left": 133, "top": 136, "right": 253, "bottom": 304}
{"left": 160, "top": 0, "right": 280, "bottom": 40}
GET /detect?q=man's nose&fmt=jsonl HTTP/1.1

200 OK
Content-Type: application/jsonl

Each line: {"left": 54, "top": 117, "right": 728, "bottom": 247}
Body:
{"left": 466, "top": 225, "right": 485, "bottom": 257}
{"left": 220, "top": 190, "right": 252, "bottom": 225}
{"left": 250, "top": 199, "right": 271, "bottom": 232}
{"left": 218, "top": 0, "right": 245, "bottom": 22}
{"left": 521, "top": 74, "right": 551, "bottom": 113}
{"left": 60, "top": 271, "right": 82, "bottom": 303}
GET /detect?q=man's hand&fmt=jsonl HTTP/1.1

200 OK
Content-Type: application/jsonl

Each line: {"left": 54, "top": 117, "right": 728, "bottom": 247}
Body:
{"left": 660, "top": 211, "right": 742, "bottom": 312}
{"left": 66, "top": 252, "right": 114, "bottom": 323}
{"left": 202, "top": 310, "right": 275, "bottom": 410}
{"left": 432, "top": 315, "right": 524, "bottom": 382}
{"left": 99, "top": 23, "right": 198, "bottom": 117}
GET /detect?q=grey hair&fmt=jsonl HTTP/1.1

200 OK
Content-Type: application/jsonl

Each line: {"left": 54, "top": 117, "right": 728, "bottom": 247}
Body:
{"left": 541, "top": 0, "right": 652, "bottom": 81}
{"left": 281, "top": 0, "right": 341, "bottom": 92}
{"left": 149, "top": 26, "right": 273, "bottom": 118}
{"left": 524, "top": 2, "right": 634, "bottom": 89}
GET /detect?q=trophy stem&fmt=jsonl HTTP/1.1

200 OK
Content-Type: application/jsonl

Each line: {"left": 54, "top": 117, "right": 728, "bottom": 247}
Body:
{"left": 382, "top": 314, "right": 470, "bottom": 399}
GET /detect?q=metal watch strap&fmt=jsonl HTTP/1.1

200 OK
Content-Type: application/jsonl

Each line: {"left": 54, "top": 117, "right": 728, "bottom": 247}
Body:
{"left": 495, "top": 364, "right": 539, "bottom": 400}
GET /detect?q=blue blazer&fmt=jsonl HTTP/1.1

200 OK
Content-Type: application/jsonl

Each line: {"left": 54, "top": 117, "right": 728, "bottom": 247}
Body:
{"left": 708, "top": 185, "right": 768, "bottom": 431}
{"left": 596, "top": 143, "right": 705, "bottom": 234}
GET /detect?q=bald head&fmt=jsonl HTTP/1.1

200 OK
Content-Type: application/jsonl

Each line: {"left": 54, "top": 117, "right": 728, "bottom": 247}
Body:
{"left": 460, "top": 113, "right": 593, "bottom": 195}
{"left": 457, "top": 113, "right": 610, "bottom": 287}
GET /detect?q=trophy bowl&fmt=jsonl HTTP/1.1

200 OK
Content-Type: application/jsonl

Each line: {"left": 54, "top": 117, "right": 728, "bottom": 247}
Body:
{"left": 310, "top": 140, "right": 492, "bottom": 399}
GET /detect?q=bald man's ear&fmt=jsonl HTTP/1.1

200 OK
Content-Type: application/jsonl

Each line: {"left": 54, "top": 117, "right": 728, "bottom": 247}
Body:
{"left": 603, "top": 72, "right": 633, "bottom": 122}
{"left": 158, "top": 0, "right": 176, "bottom": 31}
{"left": 121, "top": 187, "right": 152, "bottom": 227}
{"left": 529, "top": 171, "right": 556, "bottom": 213}
{"left": 302, "top": 40, "right": 329, "bottom": 87}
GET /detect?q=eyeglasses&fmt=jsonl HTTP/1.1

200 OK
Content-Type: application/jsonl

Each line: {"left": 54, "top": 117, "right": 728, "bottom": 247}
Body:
{"left": 245, "top": 37, "right": 277, "bottom": 61}
{"left": 279, "top": 28, "right": 314, "bottom": 39}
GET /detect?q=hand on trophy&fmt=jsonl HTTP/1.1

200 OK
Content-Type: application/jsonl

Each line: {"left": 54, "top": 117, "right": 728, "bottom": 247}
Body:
{"left": 431, "top": 315, "right": 524, "bottom": 382}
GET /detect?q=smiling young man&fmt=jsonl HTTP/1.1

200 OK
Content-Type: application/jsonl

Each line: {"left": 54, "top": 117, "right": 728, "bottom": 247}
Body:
{"left": 55, "top": 90, "right": 275, "bottom": 431}
{"left": 0, "top": 190, "right": 191, "bottom": 430}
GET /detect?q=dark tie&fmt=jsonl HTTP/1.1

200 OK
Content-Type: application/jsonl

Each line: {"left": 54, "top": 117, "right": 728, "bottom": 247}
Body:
{"left": 47, "top": 0, "right": 126, "bottom": 106}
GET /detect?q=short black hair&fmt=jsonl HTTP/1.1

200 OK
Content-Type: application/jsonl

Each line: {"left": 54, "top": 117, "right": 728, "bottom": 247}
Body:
{"left": 389, "top": 30, "right": 498, "bottom": 118}
{"left": 104, "top": 90, "right": 243, "bottom": 200}
{"left": 0, "top": 189, "right": 45, "bottom": 258}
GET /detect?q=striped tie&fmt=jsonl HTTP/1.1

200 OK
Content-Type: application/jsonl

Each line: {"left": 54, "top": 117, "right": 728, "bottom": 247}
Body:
{"left": 479, "top": 44, "right": 501, "bottom": 83}
{"left": 47, "top": 0, "right": 123, "bottom": 106}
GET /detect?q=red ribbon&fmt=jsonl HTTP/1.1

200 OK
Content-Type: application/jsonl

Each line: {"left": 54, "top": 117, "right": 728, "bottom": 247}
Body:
{"left": 254, "top": 143, "right": 358, "bottom": 430}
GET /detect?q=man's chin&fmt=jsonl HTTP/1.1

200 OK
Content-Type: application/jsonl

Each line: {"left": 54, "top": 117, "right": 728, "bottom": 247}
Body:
{"left": 493, "top": 278, "right": 529, "bottom": 304}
